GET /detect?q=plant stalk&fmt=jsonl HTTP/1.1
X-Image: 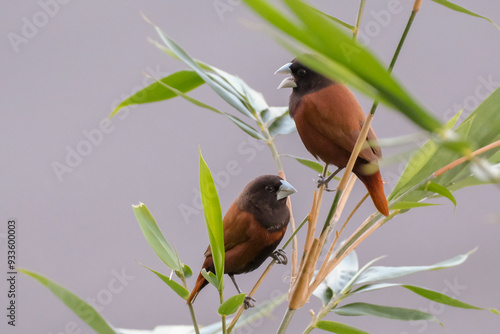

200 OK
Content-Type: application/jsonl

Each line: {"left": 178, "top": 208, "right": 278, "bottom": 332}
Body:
{"left": 180, "top": 276, "right": 200, "bottom": 334}
{"left": 220, "top": 289, "right": 227, "bottom": 334}
{"left": 277, "top": 308, "right": 296, "bottom": 334}
{"left": 353, "top": 0, "right": 366, "bottom": 38}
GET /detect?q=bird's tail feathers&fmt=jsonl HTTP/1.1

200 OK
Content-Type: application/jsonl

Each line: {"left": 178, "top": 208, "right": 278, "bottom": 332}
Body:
{"left": 187, "top": 273, "right": 208, "bottom": 304}
{"left": 358, "top": 170, "right": 389, "bottom": 217}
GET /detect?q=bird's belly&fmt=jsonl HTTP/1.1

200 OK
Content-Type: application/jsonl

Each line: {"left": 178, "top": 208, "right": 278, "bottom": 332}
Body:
{"left": 294, "top": 114, "right": 350, "bottom": 168}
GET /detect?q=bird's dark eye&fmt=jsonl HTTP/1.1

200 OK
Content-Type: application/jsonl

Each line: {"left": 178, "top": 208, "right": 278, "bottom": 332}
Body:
{"left": 297, "top": 69, "right": 306, "bottom": 76}
{"left": 265, "top": 185, "right": 274, "bottom": 192}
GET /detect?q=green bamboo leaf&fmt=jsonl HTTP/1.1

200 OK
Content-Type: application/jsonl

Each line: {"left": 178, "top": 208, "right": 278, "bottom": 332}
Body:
{"left": 182, "top": 264, "right": 193, "bottom": 279}
{"left": 316, "top": 321, "right": 369, "bottom": 334}
{"left": 244, "top": 0, "right": 443, "bottom": 132}
{"left": 218, "top": 293, "right": 247, "bottom": 316}
{"left": 201, "top": 269, "right": 219, "bottom": 289}
{"left": 141, "top": 264, "right": 189, "bottom": 300}
{"left": 110, "top": 70, "right": 204, "bottom": 117}
{"left": 354, "top": 248, "right": 476, "bottom": 285}
{"left": 132, "top": 203, "right": 182, "bottom": 272}
{"left": 431, "top": 0, "right": 500, "bottom": 31}
{"left": 282, "top": 154, "right": 338, "bottom": 179}
{"left": 268, "top": 111, "right": 297, "bottom": 137}
{"left": 199, "top": 150, "right": 225, "bottom": 287}
{"left": 421, "top": 181, "right": 457, "bottom": 207}
{"left": 390, "top": 202, "right": 440, "bottom": 210}
{"left": 19, "top": 269, "right": 116, "bottom": 334}
{"left": 334, "top": 302, "right": 440, "bottom": 323}
{"left": 402, "top": 285, "right": 500, "bottom": 314}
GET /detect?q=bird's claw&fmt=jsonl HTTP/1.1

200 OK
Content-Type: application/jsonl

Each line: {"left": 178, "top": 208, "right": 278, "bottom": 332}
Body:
{"left": 244, "top": 296, "right": 256, "bottom": 309}
{"left": 316, "top": 174, "right": 336, "bottom": 192}
{"left": 316, "top": 174, "right": 329, "bottom": 188}
{"left": 271, "top": 249, "right": 288, "bottom": 265}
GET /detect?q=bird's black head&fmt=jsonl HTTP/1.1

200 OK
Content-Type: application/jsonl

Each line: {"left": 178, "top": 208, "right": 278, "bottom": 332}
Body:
{"left": 237, "top": 175, "right": 296, "bottom": 230}
{"left": 275, "top": 55, "right": 334, "bottom": 95}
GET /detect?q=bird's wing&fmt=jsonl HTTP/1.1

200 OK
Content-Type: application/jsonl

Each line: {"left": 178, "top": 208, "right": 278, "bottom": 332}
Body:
{"left": 302, "top": 84, "right": 381, "bottom": 163}
{"left": 203, "top": 202, "right": 251, "bottom": 258}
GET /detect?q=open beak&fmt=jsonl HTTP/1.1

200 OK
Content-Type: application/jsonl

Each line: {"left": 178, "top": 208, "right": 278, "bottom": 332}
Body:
{"left": 276, "top": 180, "right": 297, "bottom": 200}
{"left": 275, "top": 63, "right": 297, "bottom": 89}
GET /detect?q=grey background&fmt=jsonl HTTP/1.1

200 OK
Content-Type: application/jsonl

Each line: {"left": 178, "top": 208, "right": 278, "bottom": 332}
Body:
{"left": 1, "top": 0, "right": 500, "bottom": 333}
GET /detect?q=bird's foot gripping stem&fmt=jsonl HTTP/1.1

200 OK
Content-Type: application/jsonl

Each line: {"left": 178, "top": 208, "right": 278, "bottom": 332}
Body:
{"left": 244, "top": 296, "right": 256, "bottom": 309}
{"left": 316, "top": 174, "right": 337, "bottom": 192}
{"left": 271, "top": 249, "right": 288, "bottom": 265}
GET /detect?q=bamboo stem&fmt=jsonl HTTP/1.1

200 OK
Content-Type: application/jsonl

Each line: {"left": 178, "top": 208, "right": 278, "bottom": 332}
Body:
{"left": 433, "top": 140, "right": 500, "bottom": 177}
{"left": 277, "top": 308, "right": 297, "bottom": 334}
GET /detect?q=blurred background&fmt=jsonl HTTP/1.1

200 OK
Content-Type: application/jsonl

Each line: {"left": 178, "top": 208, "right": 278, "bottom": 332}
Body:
{"left": 1, "top": 1, "right": 500, "bottom": 333}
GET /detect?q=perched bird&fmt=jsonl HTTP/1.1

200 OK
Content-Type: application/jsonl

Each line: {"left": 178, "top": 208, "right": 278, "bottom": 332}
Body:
{"left": 187, "top": 175, "right": 297, "bottom": 308}
{"left": 275, "top": 57, "right": 389, "bottom": 216}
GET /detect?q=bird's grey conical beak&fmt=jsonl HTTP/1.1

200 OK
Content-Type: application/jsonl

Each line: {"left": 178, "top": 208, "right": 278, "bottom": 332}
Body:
{"left": 275, "top": 62, "right": 293, "bottom": 74}
{"left": 277, "top": 77, "right": 297, "bottom": 89}
{"left": 277, "top": 180, "right": 297, "bottom": 200}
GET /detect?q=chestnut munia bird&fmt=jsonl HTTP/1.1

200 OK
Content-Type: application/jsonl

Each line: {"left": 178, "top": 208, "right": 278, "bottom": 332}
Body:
{"left": 187, "top": 175, "right": 296, "bottom": 308}
{"left": 275, "top": 57, "right": 389, "bottom": 216}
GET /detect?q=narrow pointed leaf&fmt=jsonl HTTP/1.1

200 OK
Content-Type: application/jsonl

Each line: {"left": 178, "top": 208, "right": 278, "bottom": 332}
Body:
{"left": 110, "top": 70, "right": 204, "bottom": 117}
{"left": 282, "top": 154, "right": 338, "bottom": 179}
{"left": 354, "top": 249, "right": 476, "bottom": 285}
{"left": 421, "top": 181, "right": 457, "bottom": 207}
{"left": 351, "top": 283, "right": 400, "bottom": 294}
{"left": 431, "top": 0, "right": 500, "bottom": 31}
{"left": 141, "top": 264, "right": 189, "bottom": 300}
{"left": 218, "top": 293, "right": 246, "bottom": 316}
{"left": 201, "top": 269, "right": 219, "bottom": 289}
{"left": 390, "top": 202, "right": 440, "bottom": 210}
{"left": 182, "top": 264, "right": 193, "bottom": 279}
{"left": 261, "top": 106, "right": 288, "bottom": 124}
{"left": 133, "top": 203, "right": 182, "bottom": 271}
{"left": 334, "top": 302, "right": 439, "bottom": 323}
{"left": 20, "top": 269, "right": 116, "bottom": 334}
{"left": 316, "top": 321, "right": 369, "bottom": 334}
{"left": 199, "top": 150, "right": 225, "bottom": 286}
{"left": 402, "top": 285, "right": 500, "bottom": 314}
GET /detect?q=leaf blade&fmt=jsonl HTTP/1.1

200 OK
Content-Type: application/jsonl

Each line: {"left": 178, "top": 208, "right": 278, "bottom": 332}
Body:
{"left": 218, "top": 293, "right": 247, "bottom": 316}
{"left": 20, "top": 269, "right": 116, "bottom": 334}
{"left": 110, "top": 70, "right": 205, "bottom": 117}
{"left": 334, "top": 302, "right": 439, "bottom": 323}
{"left": 141, "top": 264, "right": 189, "bottom": 300}
{"left": 132, "top": 203, "right": 182, "bottom": 271}
{"left": 316, "top": 321, "right": 369, "bottom": 334}
{"left": 199, "top": 150, "right": 225, "bottom": 287}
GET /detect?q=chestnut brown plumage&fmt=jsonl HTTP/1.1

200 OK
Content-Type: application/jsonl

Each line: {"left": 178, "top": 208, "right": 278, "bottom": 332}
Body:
{"left": 187, "top": 175, "right": 296, "bottom": 308}
{"left": 276, "top": 58, "right": 389, "bottom": 216}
